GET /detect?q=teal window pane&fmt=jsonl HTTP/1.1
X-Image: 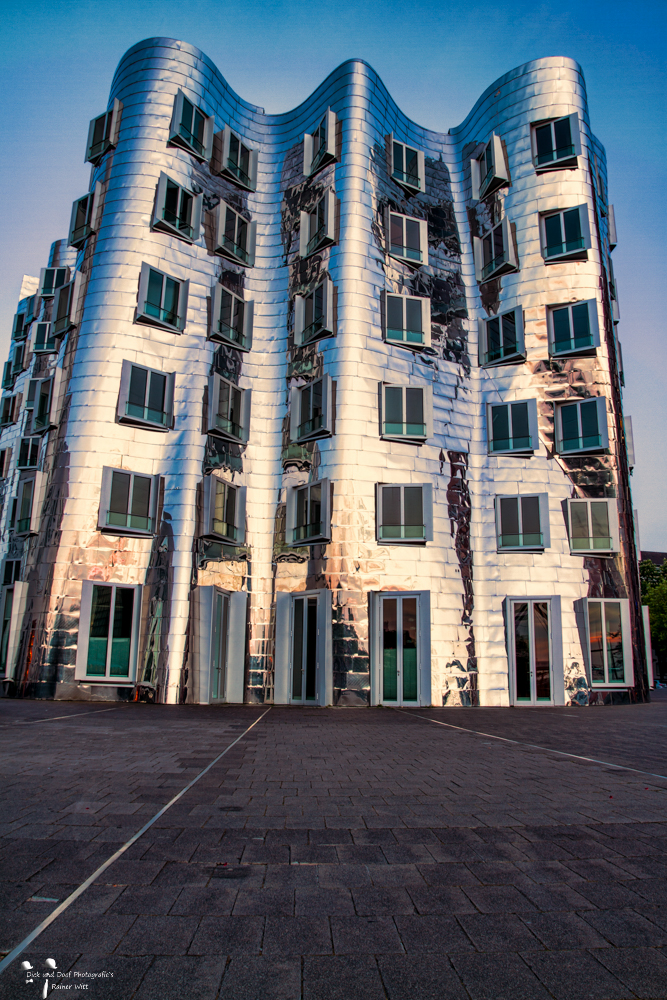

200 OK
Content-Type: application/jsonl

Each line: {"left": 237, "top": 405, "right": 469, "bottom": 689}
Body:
{"left": 402, "top": 598, "right": 418, "bottom": 701}
{"left": 382, "top": 598, "right": 398, "bottom": 701}
{"left": 110, "top": 588, "right": 133, "bottom": 677}
{"left": 87, "top": 585, "right": 111, "bottom": 676}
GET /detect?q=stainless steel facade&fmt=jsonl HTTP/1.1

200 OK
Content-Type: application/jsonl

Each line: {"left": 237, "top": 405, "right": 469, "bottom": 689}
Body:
{"left": 0, "top": 38, "right": 646, "bottom": 708}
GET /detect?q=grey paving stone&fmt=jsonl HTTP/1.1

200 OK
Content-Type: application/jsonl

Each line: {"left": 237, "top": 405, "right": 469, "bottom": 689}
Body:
{"left": 290, "top": 845, "right": 338, "bottom": 863}
{"left": 116, "top": 913, "right": 199, "bottom": 955}
{"left": 25, "top": 913, "right": 136, "bottom": 956}
{"left": 521, "top": 911, "right": 611, "bottom": 949}
{"left": 408, "top": 886, "right": 477, "bottom": 915}
{"left": 417, "top": 863, "right": 481, "bottom": 887}
{"left": 517, "top": 882, "right": 597, "bottom": 911}
{"left": 303, "top": 955, "right": 386, "bottom": 1000}
{"left": 450, "top": 952, "right": 552, "bottom": 1000}
{"left": 331, "top": 915, "right": 404, "bottom": 954}
{"left": 317, "top": 864, "right": 372, "bottom": 887}
{"left": 352, "top": 888, "right": 416, "bottom": 915}
{"left": 232, "top": 888, "right": 294, "bottom": 916}
{"left": 294, "top": 888, "right": 355, "bottom": 916}
{"left": 394, "top": 914, "right": 475, "bottom": 953}
{"left": 457, "top": 912, "right": 544, "bottom": 952}
{"left": 263, "top": 916, "right": 332, "bottom": 955}
{"left": 583, "top": 906, "right": 667, "bottom": 946}
{"left": 594, "top": 945, "right": 667, "bottom": 998}
{"left": 522, "top": 949, "right": 631, "bottom": 1000}
{"left": 219, "top": 956, "right": 301, "bottom": 999}
{"left": 68, "top": 956, "right": 153, "bottom": 998}
{"left": 464, "top": 885, "right": 539, "bottom": 913}
{"left": 109, "top": 885, "right": 181, "bottom": 915}
{"left": 378, "top": 955, "right": 469, "bottom": 1000}
{"left": 169, "top": 885, "right": 238, "bottom": 915}
{"left": 263, "top": 863, "right": 319, "bottom": 888}
{"left": 188, "top": 915, "right": 264, "bottom": 955}
{"left": 133, "top": 956, "right": 224, "bottom": 1000}
{"left": 351, "top": 828, "right": 397, "bottom": 845}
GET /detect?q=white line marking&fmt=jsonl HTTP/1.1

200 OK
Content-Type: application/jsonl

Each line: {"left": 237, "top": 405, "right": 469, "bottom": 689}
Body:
{"left": 395, "top": 709, "right": 667, "bottom": 782}
{"left": 0, "top": 707, "right": 271, "bottom": 976}
{"left": 0, "top": 707, "right": 124, "bottom": 728}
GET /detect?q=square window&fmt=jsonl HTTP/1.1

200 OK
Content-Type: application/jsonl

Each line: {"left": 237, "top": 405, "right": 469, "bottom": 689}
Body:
{"left": 532, "top": 114, "right": 581, "bottom": 171}
{"left": 152, "top": 173, "right": 203, "bottom": 243}
{"left": 294, "top": 278, "right": 335, "bottom": 345}
{"left": 379, "top": 383, "right": 432, "bottom": 442}
{"left": 548, "top": 300, "right": 599, "bottom": 357}
{"left": 75, "top": 580, "right": 140, "bottom": 683}
{"left": 85, "top": 100, "right": 122, "bottom": 164}
{"left": 386, "top": 134, "right": 425, "bottom": 194}
{"left": 576, "top": 598, "right": 632, "bottom": 687}
{"left": 214, "top": 202, "right": 256, "bottom": 267}
{"left": 117, "top": 360, "right": 174, "bottom": 431}
{"left": 136, "top": 262, "right": 189, "bottom": 332}
{"left": 299, "top": 190, "right": 337, "bottom": 258}
{"left": 383, "top": 292, "right": 431, "bottom": 349}
{"left": 39, "top": 267, "right": 69, "bottom": 299}
{"left": 496, "top": 494, "right": 549, "bottom": 550}
{"left": 487, "top": 399, "right": 538, "bottom": 455}
{"left": 303, "top": 108, "right": 337, "bottom": 176}
{"left": 15, "top": 473, "right": 42, "bottom": 536}
{"left": 471, "top": 134, "right": 509, "bottom": 199}
{"left": 210, "top": 284, "right": 253, "bottom": 351}
{"left": 540, "top": 206, "right": 591, "bottom": 262}
{"left": 286, "top": 479, "right": 331, "bottom": 545}
{"left": 214, "top": 127, "right": 258, "bottom": 191}
{"left": 68, "top": 182, "right": 102, "bottom": 249}
{"left": 290, "top": 376, "right": 333, "bottom": 442}
{"left": 52, "top": 272, "right": 82, "bottom": 336}
{"left": 17, "top": 437, "right": 41, "bottom": 470}
{"left": 385, "top": 210, "right": 428, "bottom": 267}
{"left": 168, "top": 90, "right": 214, "bottom": 161}
{"left": 567, "top": 498, "right": 619, "bottom": 555}
{"left": 0, "top": 396, "right": 17, "bottom": 427}
{"left": 32, "top": 322, "right": 56, "bottom": 354}
{"left": 98, "top": 467, "right": 160, "bottom": 536}
{"left": 474, "top": 217, "right": 518, "bottom": 283}
{"left": 555, "top": 397, "right": 608, "bottom": 454}
{"left": 207, "top": 374, "right": 250, "bottom": 444}
{"left": 479, "top": 307, "right": 525, "bottom": 366}
{"left": 202, "top": 476, "right": 246, "bottom": 544}
{"left": 376, "top": 483, "right": 433, "bottom": 544}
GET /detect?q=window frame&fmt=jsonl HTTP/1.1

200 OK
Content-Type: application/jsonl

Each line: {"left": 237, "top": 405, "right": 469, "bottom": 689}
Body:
{"left": 98, "top": 467, "right": 160, "bottom": 537}
{"left": 555, "top": 396, "right": 609, "bottom": 455}
{"left": 168, "top": 90, "right": 214, "bottom": 162}
{"left": 85, "top": 99, "right": 122, "bottom": 165}
{"left": 52, "top": 272, "right": 82, "bottom": 336}
{"left": 214, "top": 127, "right": 258, "bottom": 191}
{"left": 376, "top": 482, "right": 434, "bottom": 545}
{"left": 209, "top": 284, "right": 253, "bottom": 351}
{"left": 486, "top": 398, "right": 539, "bottom": 456}
{"left": 39, "top": 266, "right": 70, "bottom": 299}
{"left": 566, "top": 498, "right": 620, "bottom": 556}
{"left": 11, "top": 312, "right": 27, "bottom": 342}
{"left": 495, "top": 493, "right": 550, "bottom": 552}
{"left": 1, "top": 363, "right": 13, "bottom": 392}
{"left": 0, "top": 581, "right": 26, "bottom": 680}
{"left": 286, "top": 478, "right": 332, "bottom": 546}
{"left": 116, "top": 360, "right": 175, "bottom": 432}
{"left": 68, "top": 182, "right": 103, "bottom": 250}
{"left": 10, "top": 343, "right": 26, "bottom": 378}
{"left": 478, "top": 307, "right": 525, "bottom": 367}
{"left": 207, "top": 374, "right": 251, "bottom": 444}
{"left": 531, "top": 113, "right": 581, "bottom": 172}
{"left": 540, "top": 205, "right": 591, "bottom": 263}
{"left": 214, "top": 202, "right": 256, "bottom": 268}
{"left": 0, "top": 395, "right": 17, "bottom": 427}
{"left": 192, "top": 586, "right": 248, "bottom": 704}
{"left": 608, "top": 205, "right": 618, "bottom": 251}
{"left": 386, "top": 133, "right": 425, "bottom": 195}
{"left": 289, "top": 375, "right": 334, "bottom": 443}
{"left": 379, "top": 383, "right": 433, "bottom": 443}
{"left": 136, "top": 262, "right": 189, "bottom": 333}
{"left": 31, "top": 322, "right": 56, "bottom": 354}
{"left": 31, "top": 371, "right": 62, "bottom": 434}
{"left": 473, "top": 217, "right": 518, "bottom": 283}
{"left": 369, "top": 589, "right": 431, "bottom": 707}
{"left": 303, "top": 108, "right": 337, "bottom": 177}
{"left": 575, "top": 597, "right": 633, "bottom": 688}
{"left": 152, "top": 172, "right": 203, "bottom": 244}
{"left": 274, "top": 590, "right": 333, "bottom": 706}
{"left": 547, "top": 299, "right": 600, "bottom": 358}
{"left": 17, "top": 436, "right": 41, "bottom": 471}
{"left": 384, "top": 209, "right": 429, "bottom": 268}
{"left": 0, "top": 449, "right": 12, "bottom": 479}
{"left": 75, "top": 580, "right": 141, "bottom": 684}
{"left": 294, "top": 277, "right": 335, "bottom": 346}
{"left": 14, "top": 471, "right": 43, "bottom": 536}
{"left": 471, "top": 134, "right": 509, "bottom": 199}
{"left": 299, "top": 190, "right": 337, "bottom": 258}
{"left": 201, "top": 475, "right": 246, "bottom": 544}
{"left": 382, "top": 291, "right": 431, "bottom": 350}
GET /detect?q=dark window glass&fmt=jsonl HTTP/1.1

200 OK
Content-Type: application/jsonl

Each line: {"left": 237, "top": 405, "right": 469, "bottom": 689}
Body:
{"left": 534, "top": 602, "right": 551, "bottom": 699}
{"left": 87, "top": 585, "right": 111, "bottom": 676}
{"left": 514, "top": 603, "right": 531, "bottom": 699}
{"left": 110, "top": 588, "right": 133, "bottom": 677}
{"left": 382, "top": 597, "right": 398, "bottom": 701}
{"left": 588, "top": 602, "right": 605, "bottom": 681}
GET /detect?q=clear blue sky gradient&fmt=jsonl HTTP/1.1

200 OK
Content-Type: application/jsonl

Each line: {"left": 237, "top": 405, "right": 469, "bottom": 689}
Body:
{"left": 0, "top": 0, "right": 665, "bottom": 545}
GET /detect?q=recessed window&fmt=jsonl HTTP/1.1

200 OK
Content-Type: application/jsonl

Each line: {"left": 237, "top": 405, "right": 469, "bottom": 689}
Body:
{"left": 25, "top": 380, "right": 38, "bottom": 411}
{"left": 98, "top": 468, "right": 159, "bottom": 535}
{"left": 207, "top": 374, "right": 250, "bottom": 444}
{"left": 2, "top": 560, "right": 21, "bottom": 586}
{"left": 385, "top": 210, "right": 428, "bottom": 266}
{"left": 11, "top": 344, "right": 25, "bottom": 377}
{"left": 608, "top": 257, "right": 620, "bottom": 324}
{"left": 215, "top": 128, "right": 258, "bottom": 191}
{"left": 286, "top": 480, "right": 331, "bottom": 545}
{"left": 137, "top": 263, "right": 189, "bottom": 332}
{"left": 52, "top": 272, "right": 82, "bottom": 335}
{"left": 1, "top": 364, "right": 12, "bottom": 391}
{"left": 300, "top": 190, "right": 336, "bottom": 258}
{"left": 32, "top": 322, "right": 56, "bottom": 354}
{"left": 32, "top": 374, "right": 60, "bottom": 433}
{"left": 24, "top": 295, "right": 38, "bottom": 328}
{"left": 68, "top": 183, "right": 102, "bottom": 249}
{"left": 202, "top": 476, "right": 246, "bottom": 544}
{"left": 117, "top": 360, "right": 174, "bottom": 431}
{"left": 0, "top": 449, "right": 12, "bottom": 478}
{"left": 496, "top": 494, "right": 549, "bottom": 550}
{"left": 479, "top": 307, "right": 525, "bottom": 366}
{"left": 169, "top": 90, "right": 214, "bottom": 161}
{"left": 383, "top": 292, "right": 431, "bottom": 349}
{"left": 376, "top": 483, "right": 433, "bottom": 544}
{"left": 76, "top": 580, "right": 140, "bottom": 683}
{"left": 39, "top": 267, "right": 69, "bottom": 298}
{"left": 214, "top": 203, "right": 256, "bottom": 267}
{"left": 210, "top": 284, "right": 253, "bottom": 351}
{"left": 471, "top": 134, "right": 509, "bottom": 199}
{"left": 85, "top": 99, "right": 122, "bottom": 164}
{"left": 303, "top": 108, "right": 337, "bottom": 177}
{"left": 11, "top": 313, "right": 26, "bottom": 341}
{"left": 15, "top": 474, "right": 41, "bottom": 536}
{"left": 548, "top": 300, "right": 599, "bottom": 357}
{"left": 386, "top": 134, "right": 424, "bottom": 194}
{"left": 17, "top": 438, "right": 40, "bottom": 470}
{"left": 380, "top": 384, "right": 432, "bottom": 442}
{"left": 294, "top": 278, "right": 334, "bottom": 346}
{"left": 567, "top": 498, "right": 619, "bottom": 555}
{"left": 474, "top": 217, "right": 518, "bottom": 283}
{"left": 152, "top": 173, "right": 202, "bottom": 243}
{"left": 0, "top": 396, "right": 17, "bottom": 427}
{"left": 555, "top": 397, "right": 608, "bottom": 454}
{"left": 608, "top": 205, "right": 617, "bottom": 251}
{"left": 578, "top": 598, "right": 632, "bottom": 686}
{"left": 532, "top": 114, "right": 580, "bottom": 171}
{"left": 290, "top": 376, "right": 333, "bottom": 443}
{"left": 487, "top": 400, "right": 538, "bottom": 455}
{"left": 540, "top": 206, "right": 591, "bottom": 262}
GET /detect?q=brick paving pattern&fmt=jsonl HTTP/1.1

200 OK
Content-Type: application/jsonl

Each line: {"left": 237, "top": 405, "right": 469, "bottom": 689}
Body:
{"left": 0, "top": 696, "right": 666, "bottom": 998}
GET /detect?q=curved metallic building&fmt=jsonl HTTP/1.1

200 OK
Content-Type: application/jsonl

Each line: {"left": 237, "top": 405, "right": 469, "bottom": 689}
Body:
{"left": 0, "top": 38, "right": 646, "bottom": 708}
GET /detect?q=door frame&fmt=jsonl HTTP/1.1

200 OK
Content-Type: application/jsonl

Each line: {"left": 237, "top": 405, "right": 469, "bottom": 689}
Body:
{"left": 504, "top": 595, "right": 564, "bottom": 706}
{"left": 274, "top": 590, "right": 332, "bottom": 706}
{"left": 370, "top": 590, "right": 431, "bottom": 707}
{"left": 192, "top": 586, "right": 247, "bottom": 704}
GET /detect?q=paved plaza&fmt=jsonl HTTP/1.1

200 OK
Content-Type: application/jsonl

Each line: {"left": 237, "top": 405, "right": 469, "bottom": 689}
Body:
{"left": 0, "top": 697, "right": 667, "bottom": 999}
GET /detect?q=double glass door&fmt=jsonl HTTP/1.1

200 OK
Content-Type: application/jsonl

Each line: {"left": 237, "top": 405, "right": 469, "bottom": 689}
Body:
{"left": 381, "top": 595, "right": 419, "bottom": 704}
{"left": 292, "top": 596, "right": 318, "bottom": 703}
{"left": 511, "top": 599, "right": 552, "bottom": 704}
{"left": 210, "top": 591, "right": 229, "bottom": 702}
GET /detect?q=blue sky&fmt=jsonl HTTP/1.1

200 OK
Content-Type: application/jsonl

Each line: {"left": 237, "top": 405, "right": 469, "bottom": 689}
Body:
{"left": 0, "top": 0, "right": 665, "bottom": 545}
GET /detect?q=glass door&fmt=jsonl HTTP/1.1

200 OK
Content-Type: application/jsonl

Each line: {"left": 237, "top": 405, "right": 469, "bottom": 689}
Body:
{"left": 511, "top": 600, "right": 552, "bottom": 704}
{"left": 292, "top": 596, "right": 318, "bottom": 703}
{"left": 381, "top": 595, "right": 419, "bottom": 704}
{"left": 210, "top": 591, "right": 229, "bottom": 702}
